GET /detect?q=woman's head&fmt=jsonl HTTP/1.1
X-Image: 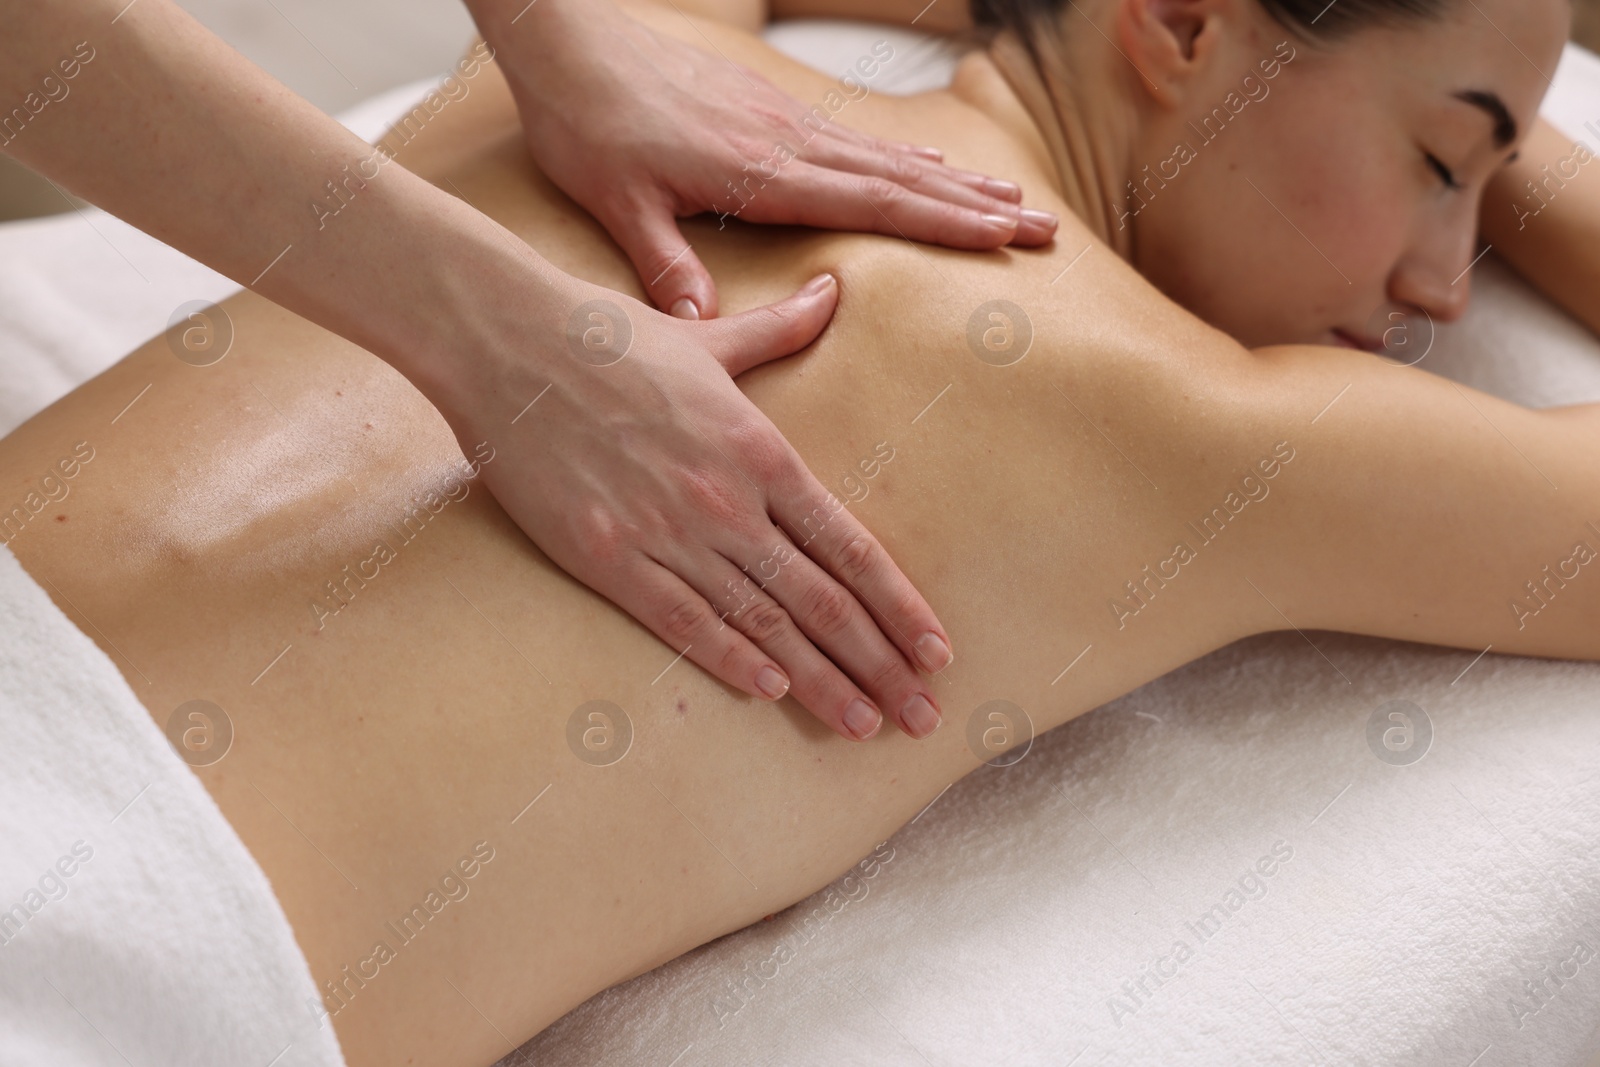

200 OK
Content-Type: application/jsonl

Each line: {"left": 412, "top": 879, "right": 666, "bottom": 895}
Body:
{"left": 975, "top": 0, "right": 1570, "bottom": 350}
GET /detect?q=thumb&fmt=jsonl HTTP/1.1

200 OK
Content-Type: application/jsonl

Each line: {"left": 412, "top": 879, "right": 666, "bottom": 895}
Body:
{"left": 606, "top": 199, "right": 719, "bottom": 320}
{"left": 698, "top": 273, "right": 839, "bottom": 377}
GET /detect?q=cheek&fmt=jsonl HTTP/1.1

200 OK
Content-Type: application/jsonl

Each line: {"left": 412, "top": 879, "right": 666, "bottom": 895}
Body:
{"left": 1269, "top": 120, "right": 1412, "bottom": 287}
{"left": 1244, "top": 77, "right": 1426, "bottom": 302}
{"left": 1130, "top": 102, "right": 1411, "bottom": 345}
{"left": 1128, "top": 138, "right": 1338, "bottom": 345}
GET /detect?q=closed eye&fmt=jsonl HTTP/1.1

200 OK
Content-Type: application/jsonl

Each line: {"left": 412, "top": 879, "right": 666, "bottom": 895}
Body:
{"left": 1426, "top": 152, "right": 1462, "bottom": 190}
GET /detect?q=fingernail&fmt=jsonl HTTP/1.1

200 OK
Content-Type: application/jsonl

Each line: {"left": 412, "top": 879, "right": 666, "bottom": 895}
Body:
{"left": 986, "top": 178, "right": 1022, "bottom": 199}
{"left": 914, "top": 145, "right": 944, "bottom": 160}
{"left": 843, "top": 699, "right": 881, "bottom": 740}
{"left": 801, "top": 273, "right": 837, "bottom": 296}
{"left": 756, "top": 665, "right": 790, "bottom": 699}
{"left": 669, "top": 298, "right": 700, "bottom": 321}
{"left": 981, "top": 213, "right": 1019, "bottom": 231}
{"left": 900, "top": 693, "right": 941, "bottom": 739}
{"left": 1021, "top": 207, "right": 1058, "bottom": 227}
{"left": 915, "top": 631, "right": 953, "bottom": 672}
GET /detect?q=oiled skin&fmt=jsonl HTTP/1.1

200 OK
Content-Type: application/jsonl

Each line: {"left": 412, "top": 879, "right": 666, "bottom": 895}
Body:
{"left": 5, "top": 13, "right": 1599, "bottom": 1067}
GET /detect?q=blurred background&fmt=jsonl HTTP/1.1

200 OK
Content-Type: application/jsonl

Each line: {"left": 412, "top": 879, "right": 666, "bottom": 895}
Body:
{"left": 2, "top": 0, "right": 1599, "bottom": 222}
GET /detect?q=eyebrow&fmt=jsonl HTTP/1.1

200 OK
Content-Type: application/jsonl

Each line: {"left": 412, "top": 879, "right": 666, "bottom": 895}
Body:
{"left": 1454, "top": 89, "right": 1518, "bottom": 149}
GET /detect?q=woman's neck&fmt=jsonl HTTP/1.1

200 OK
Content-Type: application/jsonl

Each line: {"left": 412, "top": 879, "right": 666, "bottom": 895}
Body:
{"left": 948, "top": 22, "right": 1141, "bottom": 261}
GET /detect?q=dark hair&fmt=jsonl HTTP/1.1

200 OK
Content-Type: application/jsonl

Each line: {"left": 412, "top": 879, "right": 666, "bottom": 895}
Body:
{"left": 970, "top": 0, "right": 1450, "bottom": 41}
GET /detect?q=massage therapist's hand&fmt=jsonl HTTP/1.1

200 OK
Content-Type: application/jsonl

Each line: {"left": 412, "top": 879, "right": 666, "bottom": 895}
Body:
{"left": 438, "top": 272, "right": 952, "bottom": 742}
{"left": 462, "top": 0, "right": 1058, "bottom": 318}
{"left": 0, "top": 0, "right": 950, "bottom": 740}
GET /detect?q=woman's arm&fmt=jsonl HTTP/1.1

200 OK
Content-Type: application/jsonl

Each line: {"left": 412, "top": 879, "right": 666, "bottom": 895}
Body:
{"left": 1481, "top": 117, "right": 1600, "bottom": 335}
{"left": 1215, "top": 341, "right": 1600, "bottom": 662}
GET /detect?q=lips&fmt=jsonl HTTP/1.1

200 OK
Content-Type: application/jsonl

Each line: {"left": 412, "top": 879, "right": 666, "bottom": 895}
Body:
{"left": 1331, "top": 328, "right": 1388, "bottom": 354}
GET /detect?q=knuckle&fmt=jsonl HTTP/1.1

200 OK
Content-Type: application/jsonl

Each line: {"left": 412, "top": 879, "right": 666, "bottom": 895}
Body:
{"left": 747, "top": 100, "right": 788, "bottom": 126}
{"left": 721, "top": 414, "right": 771, "bottom": 456}
{"left": 755, "top": 298, "right": 800, "bottom": 332}
{"left": 882, "top": 152, "right": 923, "bottom": 187}
{"left": 675, "top": 467, "right": 745, "bottom": 528}
{"left": 787, "top": 485, "right": 844, "bottom": 547}
{"left": 736, "top": 597, "right": 792, "bottom": 645}
{"left": 832, "top": 532, "right": 879, "bottom": 587}
{"left": 659, "top": 594, "right": 708, "bottom": 644}
{"left": 726, "top": 420, "right": 790, "bottom": 483}
{"left": 572, "top": 504, "right": 630, "bottom": 562}
{"left": 746, "top": 448, "right": 787, "bottom": 487}
{"left": 882, "top": 586, "right": 927, "bottom": 632}
{"left": 725, "top": 132, "right": 767, "bottom": 164}
{"left": 639, "top": 244, "right": 691, "bottom": 288}
{"left": 930, "top": 203, "right": 968, "bottom": 241}
{"left": 859, "top": 176, "right": 905, "bottom": 207}
{"left": 798, "top": 579, "right": 855, "bottom": 638}
{"left": 713, "top": 635, "right": 751, "bottom": 680}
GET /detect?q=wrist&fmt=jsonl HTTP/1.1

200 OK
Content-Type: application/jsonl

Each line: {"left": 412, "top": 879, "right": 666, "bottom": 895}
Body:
{"left": 469, "top": 0, "right": 629, "bottom": 99}
{"left": 390, "top": 202, "right": 589, "bottom": 424}
{"left": 290, "top": 168, "right": 588, "bottom": 428}
{"left": 467, "top": 0, "right": 617, "bottom": 61}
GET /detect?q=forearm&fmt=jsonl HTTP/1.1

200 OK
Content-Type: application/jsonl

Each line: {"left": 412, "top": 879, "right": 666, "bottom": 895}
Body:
{"left": 569, "top": 0, "right": 975, "bottom": 34}
{"left": 1481, "top": 117, "right": 1600, "bottom": 336}
{"left": 0, "top": 0, "right": 578, "bottom": 410}
{"left": 463, "top": 0, "right": 761, "bottom": 107}
{"left": 770, "top": 0, "right": 975, "bottom": 33}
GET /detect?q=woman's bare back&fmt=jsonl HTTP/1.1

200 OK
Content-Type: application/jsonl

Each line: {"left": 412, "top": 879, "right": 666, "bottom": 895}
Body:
{"left": 3, "top": 14, "right": 1597, "bottom": 1066}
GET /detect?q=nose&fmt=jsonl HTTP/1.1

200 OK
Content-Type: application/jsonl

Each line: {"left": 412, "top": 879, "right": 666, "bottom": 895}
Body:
{"left": 1387, "top": 221, "right": 1477, "bottom": 324}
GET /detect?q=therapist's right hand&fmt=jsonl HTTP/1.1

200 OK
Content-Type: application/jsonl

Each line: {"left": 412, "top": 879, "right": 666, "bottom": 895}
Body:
{"left": 447, "top": 272, "right": 951, "bottom": 742}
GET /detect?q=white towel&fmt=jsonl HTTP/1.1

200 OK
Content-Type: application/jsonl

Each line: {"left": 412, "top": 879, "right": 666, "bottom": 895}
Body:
{"left": 0, "top": 543, "right": 344, "bottom": 1066}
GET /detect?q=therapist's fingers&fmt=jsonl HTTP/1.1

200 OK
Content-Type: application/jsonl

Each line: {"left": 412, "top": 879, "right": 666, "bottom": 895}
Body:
{"left": 681, "top": 547, "right": 891, "bottom": 741}
{"left": 658, "top": 527, "right": 941, "bottom": 741}
{"left": 624, "top": 554, "right": 794, "bottom": 703}
{"left": 749, "top": 163, "right": 1030, "bottom": 251}
{"left": 698, "top": 273, "right": 839, "bottom": 378}
{"left": 820, "top": 124, "right": 1026, "bottom": 203}
{"left": 731, "top": 526, "right": 947, "bottom": 740}
{"left": 767, "top": 464, "right": 955, "bottom": 680}
{"left": 800, "top": 139, "right": 1057, "bottom": 246}
{"left": 600, "top": 195, "right": 720, "bottom": 320}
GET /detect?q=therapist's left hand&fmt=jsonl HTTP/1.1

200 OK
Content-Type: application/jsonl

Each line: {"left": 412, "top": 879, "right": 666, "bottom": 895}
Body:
{"left": 465, "top": 0, "right": 1058, "bottom": 319}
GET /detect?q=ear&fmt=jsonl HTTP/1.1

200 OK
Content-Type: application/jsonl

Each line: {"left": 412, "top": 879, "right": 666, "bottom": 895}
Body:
{"left": 1114, "top": 0, "right": 1229, "bottom": 106}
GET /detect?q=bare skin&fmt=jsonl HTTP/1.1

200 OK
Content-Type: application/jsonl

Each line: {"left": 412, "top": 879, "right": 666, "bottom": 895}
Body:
{"left": 4, "top": 3, "right": 1599, "bottom": 1066}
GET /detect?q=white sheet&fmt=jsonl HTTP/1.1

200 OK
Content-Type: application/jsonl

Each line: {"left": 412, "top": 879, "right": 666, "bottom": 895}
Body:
{"left": 0, "top": 27, "right": 1597, "bottom": 1067}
